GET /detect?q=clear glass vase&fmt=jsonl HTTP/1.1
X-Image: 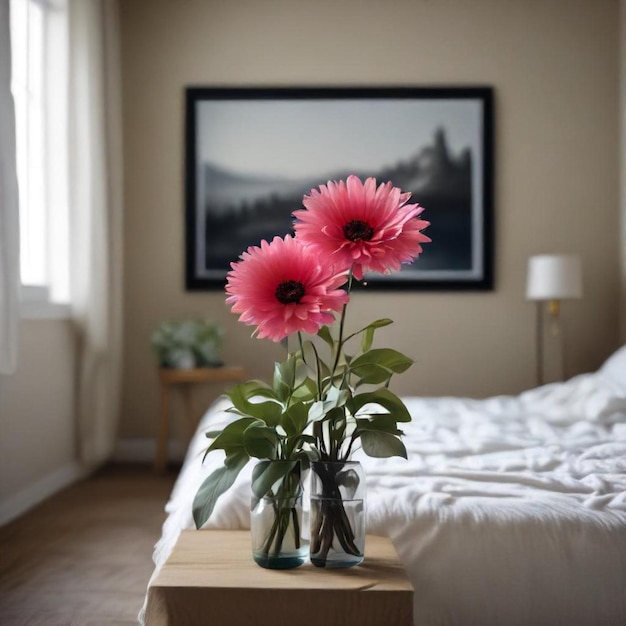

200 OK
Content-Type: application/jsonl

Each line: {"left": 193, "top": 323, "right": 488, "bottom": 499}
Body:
{"left": 309, "top": 460, "right": 365, "bottom": 568}
{"left": 250, "top": 460, "right": 308, "bottom": 569}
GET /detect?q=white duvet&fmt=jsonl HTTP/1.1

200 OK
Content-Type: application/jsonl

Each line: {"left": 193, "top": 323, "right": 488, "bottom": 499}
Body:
{"left": 140, "top": 348, "right": 626, "bottom": 625}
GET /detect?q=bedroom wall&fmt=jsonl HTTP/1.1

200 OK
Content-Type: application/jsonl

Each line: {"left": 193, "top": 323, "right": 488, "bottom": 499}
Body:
{"left": 118, "top": 0, "right": 621, "bottom": 444}
{"left": 0, "top": 320, "right": 80, "bottom": 524}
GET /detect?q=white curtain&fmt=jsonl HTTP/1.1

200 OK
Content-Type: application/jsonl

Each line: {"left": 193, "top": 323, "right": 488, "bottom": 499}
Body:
{"left": 621, "top": 0, "right": 626, "bottom": 343}
{"left": 0, "top": 0, "right": 21, "bottom": 376}
{"left": 68, "top": 0, "right": 123, "bottom": 468}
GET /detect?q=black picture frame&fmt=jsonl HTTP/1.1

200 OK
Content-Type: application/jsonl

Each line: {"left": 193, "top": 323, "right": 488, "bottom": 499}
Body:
{"left": 185, "top": 86, "right": 494, "bottom": 291}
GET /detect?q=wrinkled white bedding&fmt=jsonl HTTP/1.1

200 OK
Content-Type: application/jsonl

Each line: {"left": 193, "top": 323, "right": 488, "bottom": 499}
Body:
{"left": 140, "top": 348, "right": 626, "bottom": 625}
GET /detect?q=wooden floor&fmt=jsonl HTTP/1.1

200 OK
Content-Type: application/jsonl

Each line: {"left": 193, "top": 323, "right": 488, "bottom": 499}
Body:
{"left": 0, "top": 464, "right": 177, "bottom": 626}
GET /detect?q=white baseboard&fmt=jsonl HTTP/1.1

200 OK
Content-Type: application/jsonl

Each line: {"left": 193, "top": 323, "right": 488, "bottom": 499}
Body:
{"left": 0, "top": 461, "right": 86, "bottom": 526}
{"left": 0, "top": 441, "right": 188, "bottom": 526}
{"left": 112, "top": 438, "right": 187, "bottom": 464}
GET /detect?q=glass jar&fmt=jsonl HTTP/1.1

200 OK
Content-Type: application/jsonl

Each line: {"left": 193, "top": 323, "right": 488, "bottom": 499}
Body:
{"left": 250, "top": 460, "right": 308, "bottom": 569}
{"left": 309, "top": 460, "right": 365, "bottom": 568}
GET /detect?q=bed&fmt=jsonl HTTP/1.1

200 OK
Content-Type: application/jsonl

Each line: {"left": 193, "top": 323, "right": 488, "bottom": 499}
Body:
{"left": 140, "top": 346, "right": 626, "bottom": 625}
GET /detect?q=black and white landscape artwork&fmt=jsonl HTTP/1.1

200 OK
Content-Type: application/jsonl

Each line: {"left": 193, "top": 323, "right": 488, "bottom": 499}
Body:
{"left": 185, "top": 89, "right": 493, "bottom": 290}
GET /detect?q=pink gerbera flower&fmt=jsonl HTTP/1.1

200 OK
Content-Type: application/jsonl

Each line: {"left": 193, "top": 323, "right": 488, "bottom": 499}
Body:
{"left": 293, "top": 175, "right": 431, "bottom": 280}
{"left": 225, "top": 235, "right": 349, "bottom": 343}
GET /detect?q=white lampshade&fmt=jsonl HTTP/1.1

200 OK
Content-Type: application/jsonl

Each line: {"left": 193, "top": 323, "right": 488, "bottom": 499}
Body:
{"left": 526, "top": 254, "right": 583, "bottom": 301}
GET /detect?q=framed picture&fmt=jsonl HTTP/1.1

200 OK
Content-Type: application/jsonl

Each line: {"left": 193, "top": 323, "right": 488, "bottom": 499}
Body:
{"left": 185, "top": 86, "right": 494, "bottom": 291}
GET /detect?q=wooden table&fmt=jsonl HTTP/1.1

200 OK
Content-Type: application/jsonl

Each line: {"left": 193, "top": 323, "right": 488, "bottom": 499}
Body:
{"left": 155, "top": 366, "right": 246, "bottom": 473}
{"left": 145, "top": 530, "right": 414, "bottom": 626}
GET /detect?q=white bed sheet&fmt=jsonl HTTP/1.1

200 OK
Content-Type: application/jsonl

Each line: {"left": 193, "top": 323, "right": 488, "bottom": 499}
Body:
{"left": 140, "top": 348, "right": 626, "bottom": 625}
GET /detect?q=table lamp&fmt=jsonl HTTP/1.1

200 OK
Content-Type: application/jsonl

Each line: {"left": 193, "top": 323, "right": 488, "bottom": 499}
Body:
{"left": 526, "top": 254, "right": 583, "bottom": 384}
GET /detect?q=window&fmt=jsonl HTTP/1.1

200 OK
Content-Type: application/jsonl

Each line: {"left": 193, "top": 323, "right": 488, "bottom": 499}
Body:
{"left": 10, "top": 0, "right": 69, "bottom": 314}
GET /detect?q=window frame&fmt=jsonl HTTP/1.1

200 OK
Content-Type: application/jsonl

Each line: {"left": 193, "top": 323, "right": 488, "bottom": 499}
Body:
{"left": 10, "top": 0, "right": 70, "bottom": 318}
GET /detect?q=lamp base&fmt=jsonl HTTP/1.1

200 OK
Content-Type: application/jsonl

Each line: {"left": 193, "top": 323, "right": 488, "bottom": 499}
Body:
{"left": 535, "top": 301, "right": 566, "bottom": 385}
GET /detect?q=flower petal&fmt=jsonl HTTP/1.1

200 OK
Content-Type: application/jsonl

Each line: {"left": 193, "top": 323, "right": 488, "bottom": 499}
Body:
{"left": 294, "top": 176, "right": 430, "bottom": 278}
{"left": 225, "top": 235, "right": 349, "bottom": 343}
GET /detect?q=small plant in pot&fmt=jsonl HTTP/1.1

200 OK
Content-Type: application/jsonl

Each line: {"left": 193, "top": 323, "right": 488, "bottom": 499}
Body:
{"left": 151, "top": 319, "right": 223, "bottom": 369}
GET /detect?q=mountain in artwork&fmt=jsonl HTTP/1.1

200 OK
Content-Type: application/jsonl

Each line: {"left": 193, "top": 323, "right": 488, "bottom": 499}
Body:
{"left": 199, "top": 128, "right": 474, "bottom": 273}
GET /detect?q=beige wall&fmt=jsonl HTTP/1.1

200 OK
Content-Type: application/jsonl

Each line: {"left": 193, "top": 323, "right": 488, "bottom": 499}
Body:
{"left": 119, "top": 0, "right": 621, "bottom": 440}
{"left": 0, "top": 320, "right": 78, "bottom": 523}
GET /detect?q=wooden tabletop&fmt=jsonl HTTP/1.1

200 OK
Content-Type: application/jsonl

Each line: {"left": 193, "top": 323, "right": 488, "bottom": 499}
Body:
{"left": 157, "top": 366, "right": 247, "bottom": 385}
{"left": 146, "top": 530, "right": 414, "bottom": 626}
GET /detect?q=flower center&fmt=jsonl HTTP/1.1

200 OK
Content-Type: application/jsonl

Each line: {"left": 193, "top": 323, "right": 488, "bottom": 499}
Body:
{"left": 275, "top": 280, "right": 305, "bottom": 304}
{"left": 343, "top": 220, "right": 374, "bottom": 242}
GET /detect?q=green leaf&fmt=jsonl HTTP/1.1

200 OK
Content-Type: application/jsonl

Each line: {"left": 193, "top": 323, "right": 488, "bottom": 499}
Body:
{"left": 227, "top": 382, "right": 281, "bottom": 423}
{"left": 192, "top": 452, "right": 249, "bottom": 528}
{"left": 350, "top": 363, "right": 393, "bottom": 385}
{"left": 293, "top": 358, "right": 311, "bottom": 391}
{"left": 274, "top": 357, "right": 296, "bottom": 402}
{"left": 291, "top": 377, "right": 317, "bottom": 402}
{"left": 250, "top": 460, "right": 298, "bottom": 508}
{"left": 338, "top": 318, "right": 393, "bottom": 351}
{"left": 356, "top": 319, "right": 394, "bottom": 352}
{"left": 350, "top": 348, "right": 413, "bottom": 374}
{"left": 306, "top": 387, "right": 350, "bottom": 423}
{"left": 335, "top": 465, "right": 362, "bottom": 493}
{"left": 324, "top": 405, "right": 346, "bottom": 425}
{"left": 327, "top": 406, "right": 348, "bottom": 440}
{"left": 308, "top": 400, "right": 326, "bottom": 422}
{"left": 360, "top": 430, "right": 408, "bottom": 459}
{"left": 295, "top": 434, "right": 317, "bottom": 446}
{"left": 302, "top": 340, "right": 331, "bottom": 382}
{"left": 368, "top": 318, "right": 394, "bottom": 329}
{"left": 229, "top": 379, "right": 274, "bottom": 397}
{"left": 361, "top": 328, "right": 375, "bottom": 353}
{"left": 204, "top": 430, "right": 223, "bottom": 439}
{"left": 355, "top": 415, "right": 404, "bottom": 435}
{"left": 323, "top": 385, "right": 350, "bottom": 410}
{"left": 243, "top": 424, "right": 279, "bottom": 459}
{"left": 228, "top": 401, "right": 283, "bottom": 426}
{"left": 318, "top": 359, "right": 331, "bottom": 382}
{"left": 317, "top": 325, "right": 334, "bottom": 348}
{"left": 254, "top": 401, "right": 284, "bottom": 426}
{"left": 283, "top": 401, "right": 310, "bottom": 437}
{"left": 347, "top": 388, "right": 412, "bottom": 423}
{"left": 207, "top": 417, "right": 259, "bottom": 454}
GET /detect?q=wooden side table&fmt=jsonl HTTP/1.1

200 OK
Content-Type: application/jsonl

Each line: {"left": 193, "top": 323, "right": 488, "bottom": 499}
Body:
{"left": 155, "top": 366, "right": 247, "bottom": 474}
{"left": 145, "top": 530, "right": 414, "bottom": 626}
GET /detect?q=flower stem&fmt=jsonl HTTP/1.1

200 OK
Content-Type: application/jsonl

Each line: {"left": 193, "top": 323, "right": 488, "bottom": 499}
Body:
{"left": 330, "top": 270, "right": 354, "bottom": 384}
{"left": 257, "top": 469, "right": 303, "bottom": 561}
{"left": 310, "top": 462, "right": 362, "bottom": 566}
{"left": 308, "top": 340, "right": 323, "bottom": 402}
